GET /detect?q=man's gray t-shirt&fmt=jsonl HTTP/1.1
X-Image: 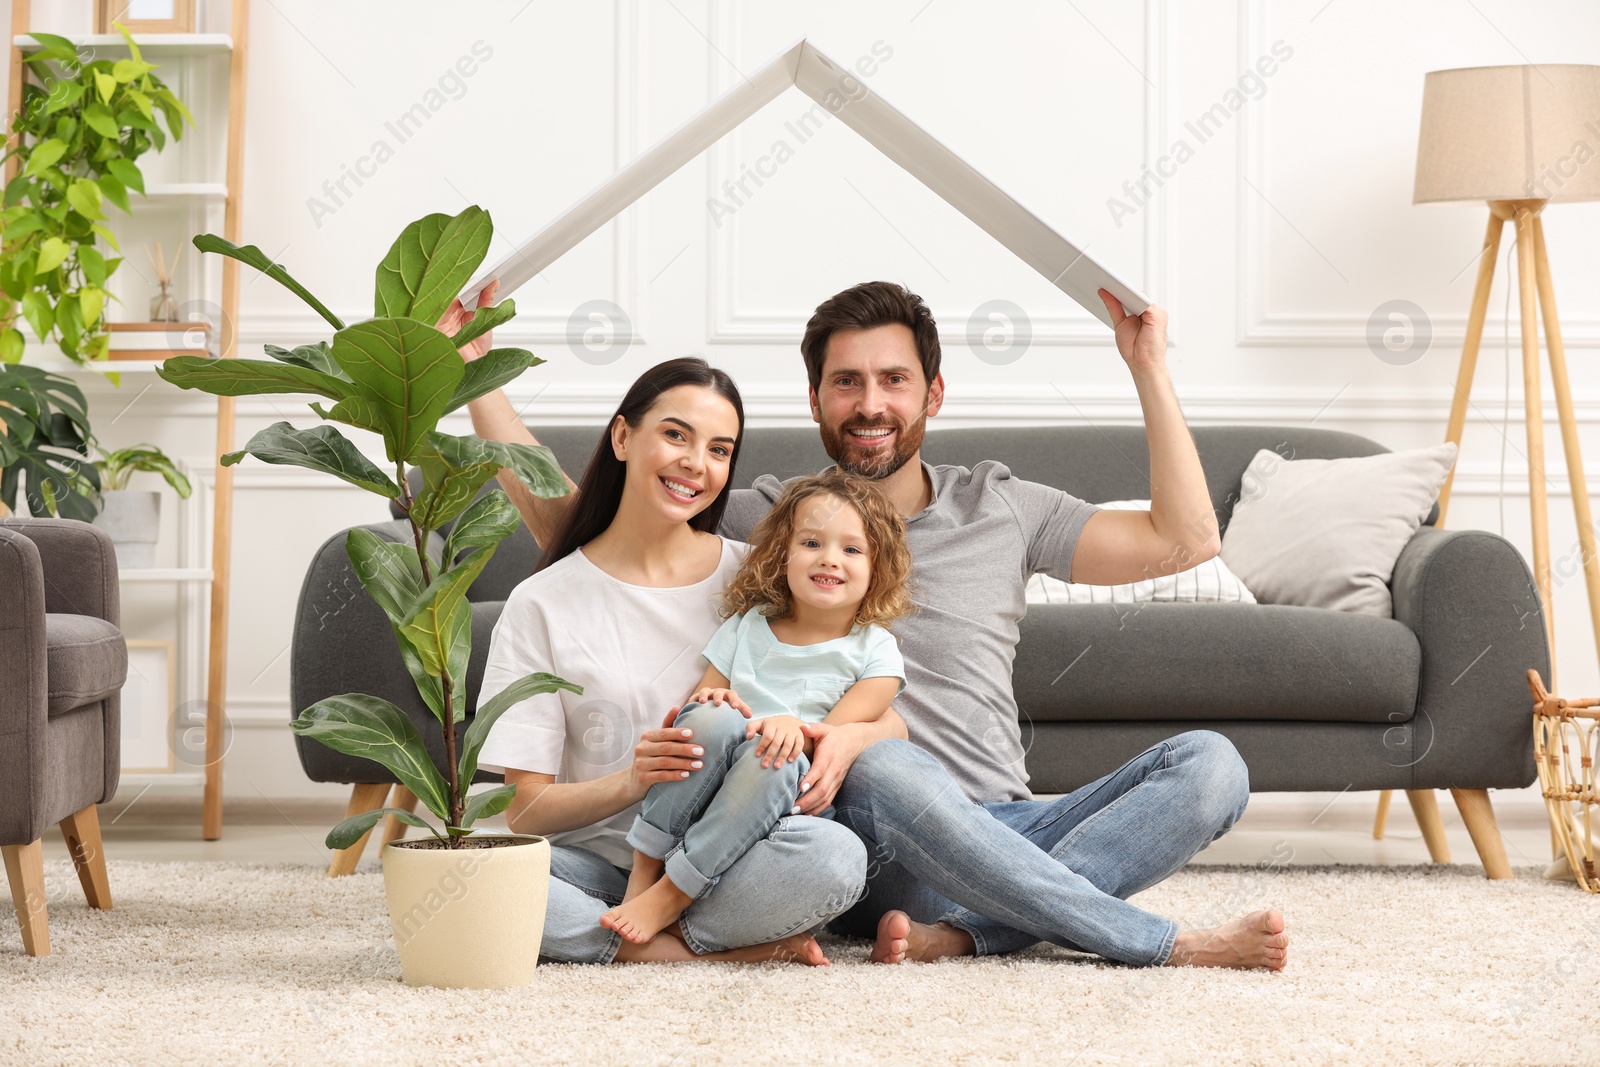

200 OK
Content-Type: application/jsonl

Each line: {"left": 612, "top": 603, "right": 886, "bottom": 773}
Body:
{"left": 719, "top": 460, "right": 1099, "bottom": 804}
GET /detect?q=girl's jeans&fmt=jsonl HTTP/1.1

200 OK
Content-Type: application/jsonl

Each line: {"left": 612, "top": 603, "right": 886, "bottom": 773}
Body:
{"left": 626, "top": 701, "right": 813, "bottom": 900}
{"left": 538, "top": 702, "right": 864, "bottom": 963}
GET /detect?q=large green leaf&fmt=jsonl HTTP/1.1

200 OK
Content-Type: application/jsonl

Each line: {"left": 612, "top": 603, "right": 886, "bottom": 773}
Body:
{"left": 443, "top": 347, "right": 543, "bottom": 415}
{"left": 291, "top": 694, "right": 451, "bottom": 822}
{"left": 156, "top": 355, "right": 353, "bottom": 402}
{"left": 220, "top": 421, "right": 400, "bottom": 497}
{"left": 345, "top": 527, "right": 428, "bottom": 625}
{"left": 264, "top": 341, "right": 343, "bottom": 378}
{"left": 192, "top": 233, "right": 345, "bottom": 331}
{"left": 448, "top": 298, "right": 515, "bottom": 350}
{"left": 457, "top": 671, "right": 582, "bottom": 787}
{"left": 410, "top": 434, "right": 501, "bottom": 530}
{"left": 417, "top": 431, "right": 569, "bottom": 509}
{"left": 325, "top": 807, "right": 442, "bottom": 850}
{"left": 328, "top": 318, "right": 464, "bottom": 463}
{"left": 398, "top": 546, "right": 497, "bottom": 704}
{"left": 443, "top": 489, "right": 522, "bottom": 563}
{"left": 374, "top": 206, "right": 492, "bottom": 325}
{"left": 459, "top": 785, "right": 517, "bottom": 830}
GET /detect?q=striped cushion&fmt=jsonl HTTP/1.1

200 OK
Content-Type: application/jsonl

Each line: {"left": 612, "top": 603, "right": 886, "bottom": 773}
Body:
{"left": 1025, "top": 500, "right": 1257, "bottom": 606}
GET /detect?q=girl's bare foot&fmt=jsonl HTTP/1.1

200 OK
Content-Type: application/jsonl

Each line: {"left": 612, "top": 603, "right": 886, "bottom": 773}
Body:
{"left": 1164, "top": 909, "right": 1288, "bottom": 970}
{"left": 613, "top": 930, "right": 830, "bottom": 966}
{"left": 621, "top": 851, "right": 664, "bottom": 904}
{"left": 601, "top": 876, "right": 694, "bottom": 944}
{"left": 869, "top": 910, "right": 976, "bottom": 964}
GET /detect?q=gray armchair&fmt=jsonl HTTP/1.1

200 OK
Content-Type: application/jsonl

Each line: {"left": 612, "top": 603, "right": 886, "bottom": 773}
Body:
{"left": 0, "top": 518, "right": 126, "bottom": 956}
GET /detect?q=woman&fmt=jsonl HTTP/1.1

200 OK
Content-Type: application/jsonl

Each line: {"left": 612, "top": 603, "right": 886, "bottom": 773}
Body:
{"left": 470, "top": 352, "right": 871, "bottom": 965}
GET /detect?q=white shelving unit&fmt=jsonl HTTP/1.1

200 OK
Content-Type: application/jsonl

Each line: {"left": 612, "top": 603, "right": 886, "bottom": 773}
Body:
{"left": 8, "top": 2, "right": 252, "bottom": 837}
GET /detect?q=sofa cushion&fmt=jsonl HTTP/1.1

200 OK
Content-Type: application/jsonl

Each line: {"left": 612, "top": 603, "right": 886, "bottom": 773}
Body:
{"left": 1026, "top": 500, "right": 1257, "bottom": 605}
{"left": 1219, "top": 443, "right": 1457, "bottom": 616}
{"left": 45, "top": 613, "right": 127, "bottom": 716}
{"left": 1015, "top": 602, "right": 1420, "bottom": 724}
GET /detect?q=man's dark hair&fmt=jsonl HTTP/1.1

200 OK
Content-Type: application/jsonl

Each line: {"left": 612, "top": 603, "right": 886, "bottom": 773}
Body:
{"left": 800, "top": 280, "right": 940, "bottom": 394}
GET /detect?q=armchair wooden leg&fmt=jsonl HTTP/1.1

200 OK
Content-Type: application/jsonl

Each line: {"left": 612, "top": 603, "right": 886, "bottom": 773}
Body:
{"left": 380, "top": 784, "right": 419, "bottom": 846}
{"left": 1406, "top": 789, "right": 1452, "bottom": 864}
{"left": 327, "top": 783, "right": 392, "bottom": 878}
{"left": 1451, "top": 788, "right": 1512, "bottom": 879}
{"left": 2, "top": 839, "right": 50, "bottom": 956}
{"left": 58, "top": 804, "right": 111, "bottom": 910}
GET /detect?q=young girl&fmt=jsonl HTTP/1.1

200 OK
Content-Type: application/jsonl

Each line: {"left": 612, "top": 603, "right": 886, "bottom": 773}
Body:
{"left": 600, "top": 468, "right": 915, "bottom": 944}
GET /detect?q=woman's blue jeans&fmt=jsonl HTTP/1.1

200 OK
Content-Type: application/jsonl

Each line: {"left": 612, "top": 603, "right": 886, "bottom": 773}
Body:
{"left": 626, "top": 701, "right": 811, "bottom": 900}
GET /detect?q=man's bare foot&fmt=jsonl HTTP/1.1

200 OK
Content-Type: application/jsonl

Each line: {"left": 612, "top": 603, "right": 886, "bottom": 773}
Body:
{"left": 613, "top": 930, "right": 830, "bottom": 966}
{"left": 1164, "top": 909, "right": 1288, "bottom": 970}
{"left": 869, "top": 910, "right": 976, "bottom": 964}
{"left": 600, "top": 876, "right": 694, "bottom": 944}
{"left": 621, "top": 851, "right": 664, "bottom": 904}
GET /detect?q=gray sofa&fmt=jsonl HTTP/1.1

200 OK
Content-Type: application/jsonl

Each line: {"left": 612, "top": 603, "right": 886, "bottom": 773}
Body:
{"left": 290, "top": 425, "right": 1546, "bottom": 878}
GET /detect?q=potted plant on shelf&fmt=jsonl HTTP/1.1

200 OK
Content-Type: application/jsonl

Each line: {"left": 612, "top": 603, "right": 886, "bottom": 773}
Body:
{"left": 157, "top": 204, "right": 578, "bottom": 989}
{"left": 0, "top": 26, "right": 192, "bottom": 365}
{"left": 0, "top": 362, "right": 99, "bottom": 519}
{"left": 91, "top": 443, "right": 191, "bottom": 566}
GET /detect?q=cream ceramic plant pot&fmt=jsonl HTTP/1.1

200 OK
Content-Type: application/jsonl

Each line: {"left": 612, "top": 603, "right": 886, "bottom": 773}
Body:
{"left": 382, "top": 833, "right": 551, "bottom": 989}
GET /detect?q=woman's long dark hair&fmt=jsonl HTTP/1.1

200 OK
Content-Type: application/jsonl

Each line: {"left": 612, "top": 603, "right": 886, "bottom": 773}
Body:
{"left": 536, "top": 357, "right": 745, "bottom": 572}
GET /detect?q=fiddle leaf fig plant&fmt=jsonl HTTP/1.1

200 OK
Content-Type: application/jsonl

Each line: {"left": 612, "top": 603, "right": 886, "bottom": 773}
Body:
{"left": 157, "top": 205, "right": 579, "bottom": 849}
{"left": 0, "top": 26, "right": 193, "bottom": 363}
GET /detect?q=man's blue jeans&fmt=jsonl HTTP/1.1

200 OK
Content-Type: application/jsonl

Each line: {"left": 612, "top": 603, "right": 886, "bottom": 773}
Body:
{"left": 626, "top": 701, "right": 810, "bottom": 899}
{"left": 831, "top": 730, "right": 1251, "bottom": 967}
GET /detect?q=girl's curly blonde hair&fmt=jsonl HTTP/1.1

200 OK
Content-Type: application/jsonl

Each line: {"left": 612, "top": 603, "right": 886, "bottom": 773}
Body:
{"left": 721, "top": 469, "right": 914, "bottom": 630}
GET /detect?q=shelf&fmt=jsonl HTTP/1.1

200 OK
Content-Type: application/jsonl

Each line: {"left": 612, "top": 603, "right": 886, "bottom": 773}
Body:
{"left": 143, "top": 182, "right": 229, "bottom": 200}
{"left": 14, "top": 33, "right": 232, "bottom": 57}
{"left": 120, "top": 567, "right": 212, "bottom": 583}
{"left": 26, "top": 355, "right": 179, "bottom": 374}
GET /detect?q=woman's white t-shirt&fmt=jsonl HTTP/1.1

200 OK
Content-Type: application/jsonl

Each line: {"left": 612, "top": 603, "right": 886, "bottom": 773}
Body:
{"left": 476, "top": 537, "right": 749, "bottom": 867}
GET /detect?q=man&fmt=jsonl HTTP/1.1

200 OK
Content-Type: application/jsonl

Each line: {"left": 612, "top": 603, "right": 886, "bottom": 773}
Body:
{"left": 448, "top": 279, "right": 1288, "bottom": 971}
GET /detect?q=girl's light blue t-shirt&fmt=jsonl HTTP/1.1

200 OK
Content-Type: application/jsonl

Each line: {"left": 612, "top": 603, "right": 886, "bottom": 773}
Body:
{"left": 702, "top": 611, "right": 906, "bottom": 722}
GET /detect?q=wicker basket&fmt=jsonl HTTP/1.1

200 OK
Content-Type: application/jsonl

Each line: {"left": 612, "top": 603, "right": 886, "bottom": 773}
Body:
{"left": 1528, "top": 670, "right": 1600, "bottom": 892}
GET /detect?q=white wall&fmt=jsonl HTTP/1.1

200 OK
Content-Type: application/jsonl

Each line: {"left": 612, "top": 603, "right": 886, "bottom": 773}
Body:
{"left": 6, "top": 0, "right": 1600, "bottom": 803}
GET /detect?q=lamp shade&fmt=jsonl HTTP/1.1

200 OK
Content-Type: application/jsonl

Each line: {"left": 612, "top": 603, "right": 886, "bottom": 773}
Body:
{"left": 1414, "top": 64, "right": 1600, "bottom": 204}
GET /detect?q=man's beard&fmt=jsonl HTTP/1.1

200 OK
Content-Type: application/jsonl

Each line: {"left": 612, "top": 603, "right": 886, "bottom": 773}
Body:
{"left": 821, "top": 415, "right": 927, "bottom": 480}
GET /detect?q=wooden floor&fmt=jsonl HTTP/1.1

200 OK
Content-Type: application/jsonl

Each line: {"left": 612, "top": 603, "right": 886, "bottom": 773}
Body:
{"left": 32, "top": 787, "right": 1561, "bottom": 872}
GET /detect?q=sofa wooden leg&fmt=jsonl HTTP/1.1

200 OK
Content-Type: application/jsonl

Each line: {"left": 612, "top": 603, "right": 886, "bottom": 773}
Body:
{"left": 327, "top": 783, "right": 391, "bottom": 878}
{"left": 58, "top": 804, "right": 111, "bottom": 910}
{"left": 381, "top": 784, "right": 419, "bottom": 846}
{"left": 2, "top": 839, "right": 50, "bottom": 956}
{"left": 1406, "top": 790, "right": 1452, "bottom": 864}
{"left": 1373, "top": 790, "right": 1393, "bottom": 839}
{"left": 1451, "top": 788, "right": 1512, "bottom": 879}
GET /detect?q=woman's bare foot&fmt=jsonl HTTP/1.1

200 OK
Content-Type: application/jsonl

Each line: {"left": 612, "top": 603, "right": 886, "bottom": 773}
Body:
{"left": 1164, "top": 909, "right": 1288, "bottom": 970}
{"left": 600, "top": 876, "right": 695, "bottom": 944}
{"left": 613, "top": 930, "right": 830, "bottom": 966}
{"left": 869, "top": 910, "right": 976, "bottom": 964}
{"left": 620, "top": 851, "right": 664, "bottom": 904}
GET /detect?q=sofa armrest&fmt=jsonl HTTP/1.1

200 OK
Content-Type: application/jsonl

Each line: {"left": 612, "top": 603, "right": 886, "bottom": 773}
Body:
{"left": 0, "top": 518, "right": 119, "bottom": 625}
{"left": 1389, "top": 526, "right": 1547, "bottom": 789}
{"left": 291, "top": 519, "right": 487, "bottom": 786}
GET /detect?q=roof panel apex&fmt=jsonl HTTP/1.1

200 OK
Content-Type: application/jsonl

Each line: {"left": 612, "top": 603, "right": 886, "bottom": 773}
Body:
{"left": 464, "top": 37, "right": 1148, "bottom": 330}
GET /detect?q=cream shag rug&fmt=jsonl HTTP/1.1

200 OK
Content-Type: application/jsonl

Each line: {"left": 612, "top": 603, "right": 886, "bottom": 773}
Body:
{"left": 4, "top": 859, "right": 1598, "bottom": 1066}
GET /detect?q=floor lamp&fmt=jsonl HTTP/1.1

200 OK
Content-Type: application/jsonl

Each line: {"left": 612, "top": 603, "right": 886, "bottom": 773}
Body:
{"left": 1372, "top": 64, "right": 1600, "bottom": 859}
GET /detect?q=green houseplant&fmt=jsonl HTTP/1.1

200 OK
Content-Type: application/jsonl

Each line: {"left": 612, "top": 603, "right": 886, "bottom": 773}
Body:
{"left": 157, "top": 205, "right": 579, "bottom": 987}
{"left": 92, "top": 443, "right": 192, "bottom": 566}
{"left": 0, "top": 26, "right": 191, "bottom": 364}
{"left": 0, "top": 362, "right": 99, "bottom": 519}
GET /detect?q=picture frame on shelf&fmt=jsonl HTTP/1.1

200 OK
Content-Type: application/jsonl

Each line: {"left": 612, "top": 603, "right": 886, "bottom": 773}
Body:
{"left": 121, "top": 639, "right": 177, "bottom": 774}
{"left": 96, "top": 0, "right": 195, "bottom": 34}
